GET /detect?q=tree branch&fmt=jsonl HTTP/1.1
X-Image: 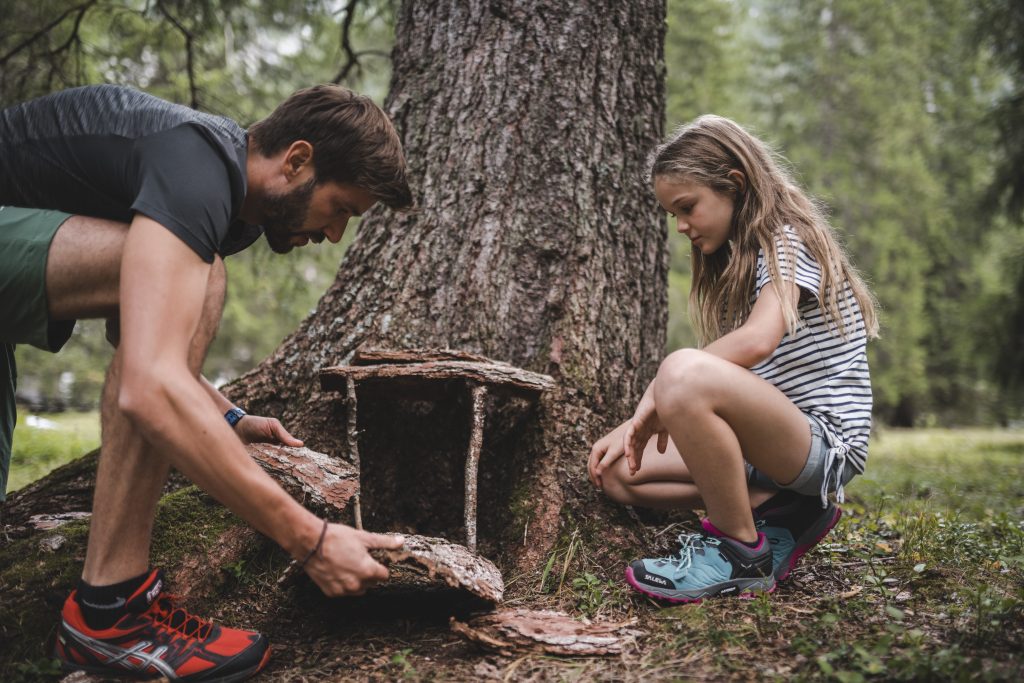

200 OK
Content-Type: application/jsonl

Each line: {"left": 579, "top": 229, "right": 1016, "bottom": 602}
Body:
{"left": 0, "top": 0, "right": 97, "bottom": 68}
{"left": 331, "top": 0, "right": 363, "bottom": 85}
{"left": 48, "top": 1, "right": 94, "bottom": 59}
{"left": 157, "top": 0, "right": 199, "bottom": 109}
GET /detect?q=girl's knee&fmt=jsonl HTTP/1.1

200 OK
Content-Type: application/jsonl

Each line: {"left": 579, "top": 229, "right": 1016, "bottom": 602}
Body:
{"left": 654, "top": 349, "right": 719, "bottom": 410}
{"left": 599, "top": 458, "right": 635, "bottom": 506}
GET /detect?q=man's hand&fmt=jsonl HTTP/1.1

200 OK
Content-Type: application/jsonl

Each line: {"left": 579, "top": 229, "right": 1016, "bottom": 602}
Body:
{"left": 234, "top": 415, "right": 304, "bottom": 447}
{"left": 303, "top": 524, "right": 405, "bottom": 597}
{"left": 623, "top": 383, "right": 668, "bottom": 476}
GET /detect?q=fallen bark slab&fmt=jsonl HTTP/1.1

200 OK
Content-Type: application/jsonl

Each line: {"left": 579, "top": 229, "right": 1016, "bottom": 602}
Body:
{"left": 246, "top": 443, "right": 358, "bottom": 514}
{"left": 450, "top": 609, "right": 639, "bottom": 656}
{"left": 371, "top": 534, "right": 504, "bottom": 603}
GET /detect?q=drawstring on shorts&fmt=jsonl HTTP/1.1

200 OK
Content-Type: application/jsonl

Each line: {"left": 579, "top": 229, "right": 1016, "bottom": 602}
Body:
{"left": 819, "top": 439, "right": 849, "bottom": 507}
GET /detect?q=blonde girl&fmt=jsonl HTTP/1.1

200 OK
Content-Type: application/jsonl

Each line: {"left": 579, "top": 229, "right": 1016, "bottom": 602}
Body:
{"left": 588, "top": 115, "right": 878, "bottom": 602}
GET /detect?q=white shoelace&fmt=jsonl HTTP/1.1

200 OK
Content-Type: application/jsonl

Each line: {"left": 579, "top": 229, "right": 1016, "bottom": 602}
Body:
{"left": 653, "top": 532, "right": 721, "bottom": 579}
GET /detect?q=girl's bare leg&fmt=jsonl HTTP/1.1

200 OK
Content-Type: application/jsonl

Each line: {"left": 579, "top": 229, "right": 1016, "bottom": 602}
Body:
{"left": 652, "top": 349, "right": 811, "bottom": 543}
{"left": 601, "top": 435, "right": 777, "bottom": 511}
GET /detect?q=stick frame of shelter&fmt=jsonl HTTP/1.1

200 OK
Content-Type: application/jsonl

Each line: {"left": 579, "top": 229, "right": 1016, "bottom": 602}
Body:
{"left": 345, "top": 375, "right": 363, "bottom": 530}
{"left": 465, "top": 383, "right": 488, "bottom": 552}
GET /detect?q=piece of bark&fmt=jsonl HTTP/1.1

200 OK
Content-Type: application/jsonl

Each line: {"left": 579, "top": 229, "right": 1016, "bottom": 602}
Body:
{"left": 352, "top": 347, "right": 498, "bottom": 366}
{"left": 171, "top": 444, "right": 357, "bottom": 597}
{"left": 27, "top": 512, "right": 91, "bottom": 531}
{"left": 320, "top": 360, "right": 555, "bottom": 398}
{"left": 450, "top": 609, "right": 639, "bottom": 656}
{"left": 371, "top": 534, "right": 504, "bottom": 603}
{"left": 60, "top": 673, "right": 112, "bottom": 683}
{"left": 246, "top": 443, "right": 358, "bottom": 514}
{"left": 39, "top": 534, "right": 67, "bottom": 553}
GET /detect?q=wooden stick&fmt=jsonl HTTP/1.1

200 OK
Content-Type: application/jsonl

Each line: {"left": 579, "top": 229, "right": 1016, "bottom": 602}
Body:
{"left": 346, "top": 375, "right": 363, "bottom": 530}
{"left": 465, "top": 383, "right": 488, "bottom": 552}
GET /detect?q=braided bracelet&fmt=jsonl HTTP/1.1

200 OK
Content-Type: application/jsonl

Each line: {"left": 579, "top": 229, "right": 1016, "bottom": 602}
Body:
{"left": 299, "top": 519, "right": 329, "bottom": 568}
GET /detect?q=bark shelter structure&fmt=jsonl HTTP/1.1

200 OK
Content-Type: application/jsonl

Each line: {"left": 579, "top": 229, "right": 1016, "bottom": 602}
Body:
{"left": 0, "top": 1, "right": 669, "bottom": 669}
{"left": 229, "top": 0, "right": 668, "bottom": 571}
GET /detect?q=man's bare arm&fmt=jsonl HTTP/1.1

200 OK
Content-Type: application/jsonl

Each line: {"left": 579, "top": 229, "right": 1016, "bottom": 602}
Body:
{"left": 116, "top": 215, "right": 399, "bottom": 594}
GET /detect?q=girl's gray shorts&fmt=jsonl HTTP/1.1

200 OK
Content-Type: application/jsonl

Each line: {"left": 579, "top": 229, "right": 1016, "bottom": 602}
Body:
{"left": 746, "top": 413, "right": 856, "bottom": 497}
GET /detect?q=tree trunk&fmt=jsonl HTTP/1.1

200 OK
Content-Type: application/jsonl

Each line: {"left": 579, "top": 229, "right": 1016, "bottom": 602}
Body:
{"left": 228, "top": 0, "right": 667, "bottom": 571}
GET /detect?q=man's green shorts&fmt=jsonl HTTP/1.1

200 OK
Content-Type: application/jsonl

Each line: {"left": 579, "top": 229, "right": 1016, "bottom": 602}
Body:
{"left": 1, "top": 206, "right": 76, "bottom": 502}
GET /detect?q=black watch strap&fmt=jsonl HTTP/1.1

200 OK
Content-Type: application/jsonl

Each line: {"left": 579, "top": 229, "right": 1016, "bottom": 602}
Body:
{"left": 225, "top": 407, "right": 247, "bottom": 428}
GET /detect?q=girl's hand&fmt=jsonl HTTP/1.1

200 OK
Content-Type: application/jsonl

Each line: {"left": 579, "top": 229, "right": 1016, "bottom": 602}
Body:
{"left": 588, "top": 420, "right": 631, "bottom": 490}
{"left": 624, "top": 386, "right": 668, "bottom": 475}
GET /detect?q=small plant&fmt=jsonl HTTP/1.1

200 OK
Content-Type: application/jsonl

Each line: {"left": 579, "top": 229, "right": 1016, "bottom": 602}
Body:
{"left": 750, "top": 592, "right": 774, "bottom": 637}
{"left": 224, "top": 559, "right": 247, "bottom": 582}
{"left": 571, "top": 571, "right": 607, "bottom": 617}
{"left": 539, "top": 528, "right": 582, "bottom": 594}
{"left": 389, "top": 648, "right": 416, "bottom": 679}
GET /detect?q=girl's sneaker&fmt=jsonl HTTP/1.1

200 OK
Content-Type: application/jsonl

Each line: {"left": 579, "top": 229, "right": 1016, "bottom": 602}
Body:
{"left": 55, "top": 568, "right": 270, "bottom": 682}
{"left": 754, "top": 492, "right": 842, "bottom": 582}
{"left": 625, "top": 519, "right": 775, "bottom": 603}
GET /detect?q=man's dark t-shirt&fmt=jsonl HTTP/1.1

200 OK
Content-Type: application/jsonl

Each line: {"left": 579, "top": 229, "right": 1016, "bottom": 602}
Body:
{"left": 0, "top": 84, "right": 262, "bottom": 262}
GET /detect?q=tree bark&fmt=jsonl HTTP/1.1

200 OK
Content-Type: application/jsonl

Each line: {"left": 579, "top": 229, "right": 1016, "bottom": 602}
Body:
{"left": 227, "top": 0, "right": 667, "bottom": 573}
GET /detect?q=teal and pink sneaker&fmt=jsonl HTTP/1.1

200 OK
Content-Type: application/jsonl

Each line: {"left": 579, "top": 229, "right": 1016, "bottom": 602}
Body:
{"left": 755, "top": 491, "right": 842, "bottom": 582}
{"left": 625, "top": 519, "right": 775, "bottom": 603}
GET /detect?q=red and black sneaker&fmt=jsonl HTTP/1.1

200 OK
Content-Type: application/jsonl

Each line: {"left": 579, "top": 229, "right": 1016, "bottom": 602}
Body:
{"left": 55, "top": 569, "right": 270, "bottom": 682}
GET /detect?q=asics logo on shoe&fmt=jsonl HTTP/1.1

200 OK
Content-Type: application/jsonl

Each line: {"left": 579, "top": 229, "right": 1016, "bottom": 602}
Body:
{"left": 62, "top": 623, "right": 176, "bottom": 678}
{"left": 643, "top": 573, "right": 669, "bottom": 586}
{"left": 79, "top": 597, "right": 126, "bottom": 610}
{"left": 146, "top": 579, "right": 162, "bottom": 604}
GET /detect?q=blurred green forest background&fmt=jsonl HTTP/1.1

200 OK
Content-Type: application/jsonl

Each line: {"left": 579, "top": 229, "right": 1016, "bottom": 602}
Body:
{"left": 2, "top": 0, "right": 1022, "bottom": 427}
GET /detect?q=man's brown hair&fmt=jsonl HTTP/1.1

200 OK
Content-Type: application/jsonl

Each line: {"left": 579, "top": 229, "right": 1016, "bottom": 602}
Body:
{"left": 250, "top": 85, "right": 412, "bottom": 209}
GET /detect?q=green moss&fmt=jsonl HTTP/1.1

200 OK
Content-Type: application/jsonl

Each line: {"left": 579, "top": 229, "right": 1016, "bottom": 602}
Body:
{"left": 148, "top": 486, "right": 244, "bottom": 568}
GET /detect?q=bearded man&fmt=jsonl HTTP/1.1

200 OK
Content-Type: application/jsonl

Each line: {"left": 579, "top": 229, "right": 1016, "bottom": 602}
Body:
{"left": 0, "top": 84, "right": 410, "bottom": 680}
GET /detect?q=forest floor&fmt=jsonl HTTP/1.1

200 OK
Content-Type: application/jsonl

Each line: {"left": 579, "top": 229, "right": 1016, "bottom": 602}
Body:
{"left": 3, "top": 428, "right": 1023, "bottom": 682}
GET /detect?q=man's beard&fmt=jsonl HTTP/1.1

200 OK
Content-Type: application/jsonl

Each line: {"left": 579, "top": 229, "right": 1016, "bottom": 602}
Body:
{"left": 257, "top": 177, "right": 317, "bottom": 254}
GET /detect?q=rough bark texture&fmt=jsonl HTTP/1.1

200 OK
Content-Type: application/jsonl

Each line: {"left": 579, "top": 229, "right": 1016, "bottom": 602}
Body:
{"left": 227, "top": 0, "right": 667, "bottom": 576}
{"left": 372, "top": 533, "right": 504, "bottom": 603}
{"left": 450, "top": 609, "right": 640, "bottom": 656}
{"left": 246, "top": 443, "right": 360, "bottom": 513}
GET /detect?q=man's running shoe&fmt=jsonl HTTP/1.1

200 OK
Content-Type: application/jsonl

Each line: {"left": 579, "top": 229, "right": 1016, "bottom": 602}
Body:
{"left": 755, "top": 492, "right": 842, "bottom": 582}
{"left": 55, "top": 568, "right": 270, "bottom": 682}
{"left": 625, "top": 518, "right": 775, "bottom": 603}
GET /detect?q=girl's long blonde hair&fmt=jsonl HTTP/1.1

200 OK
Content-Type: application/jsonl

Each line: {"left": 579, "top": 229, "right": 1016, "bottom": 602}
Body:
{"left": 648, "top": 115, "right": 879, "bottom": 345}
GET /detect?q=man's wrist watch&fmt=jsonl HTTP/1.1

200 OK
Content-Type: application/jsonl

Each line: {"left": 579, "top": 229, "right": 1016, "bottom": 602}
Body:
{"left": 224, "top": 407, "right": 247, "bottom": 428}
